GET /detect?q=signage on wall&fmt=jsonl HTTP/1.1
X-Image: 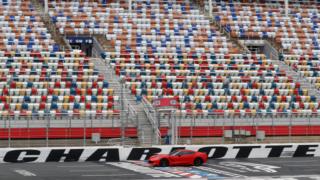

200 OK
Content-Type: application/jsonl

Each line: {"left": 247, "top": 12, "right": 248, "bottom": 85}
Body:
{"left": 0, "top": 143, "right": 319, "bottom": 163}
{"left": 153, "top": 98, "right": 177, "bottom": 107}
{"left": 67, "top": 37, "right": 93, "bottom": 44}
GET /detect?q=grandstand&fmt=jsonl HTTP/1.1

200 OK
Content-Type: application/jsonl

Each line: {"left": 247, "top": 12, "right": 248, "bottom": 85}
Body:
{"left": 0, "top": 0, "right": 320, "bottom": 146}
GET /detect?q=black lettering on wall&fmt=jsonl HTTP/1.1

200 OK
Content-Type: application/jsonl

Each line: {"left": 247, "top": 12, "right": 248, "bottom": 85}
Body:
{"left": 198, "top": 146, "right": 228, "bottom": 159}
{"left": 4, "top": 150, "right": 40, "bottom": 163}
{"left": 266, "top": 145, "right": 293, "bottom": 157}
{"left": 86, "top": 148, "right": 120, "bottom": 162}
{"left": 293, "top": 145, "right": 318, "bottom": 157}
{"left": 127, "top": 148, "right": 162, "bottom": 160}
{"left": 46, "top": 149, "right": 84, "bottom": 162}
{"left": 233, "top": 146, "right": 261, "bottom": 158}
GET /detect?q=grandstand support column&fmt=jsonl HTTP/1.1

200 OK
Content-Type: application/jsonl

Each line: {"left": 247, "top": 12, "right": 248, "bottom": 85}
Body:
{"left": 285, "top": 0, "right": 288, "bottom": 17}
{"left": 289, "top": 117, "right": 292, "bottom": 143}
{"left": 171, "top": 110, "right": 178, "bottom": 145}
{"left": 120, "top": 77, "right": 125, "bottom": 146}
{"left": 8, "top": 117, "right": 11, "bottom": 147}
{"left": 46, "top": 117, "right": 50, "bottom": 147}
{"left": 222, "top": 116, "right": 225, "bottom": 143}
{"left": 83, "top": 117, "right": 87, "bottom": 146}
{"left": 27, "top": 117, "right": 30, "bottom": 147}
{"left": 208, "top": 0, "right": 212, "bottom": 17}
{"left": 44, "top": 0, "right": 48, "bottom": 14}
{"left": 190, "top": 117, "right": 194, "bottom": 144}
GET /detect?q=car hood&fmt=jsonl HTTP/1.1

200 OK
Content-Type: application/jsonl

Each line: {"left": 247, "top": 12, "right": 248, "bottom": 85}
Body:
{"left": 149, "top": 154, "right": 169, "bottom": 160}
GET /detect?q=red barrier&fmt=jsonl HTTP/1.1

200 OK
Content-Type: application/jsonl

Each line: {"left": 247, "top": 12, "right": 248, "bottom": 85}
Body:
{"left": 1, "top": 126, "right": 320, "bottom": 139}
{"left": 0, "top": 127, "right": 137, "bottom": 139}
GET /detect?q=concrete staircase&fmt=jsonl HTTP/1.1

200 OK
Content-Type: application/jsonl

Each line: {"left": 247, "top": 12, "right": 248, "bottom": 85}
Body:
{"left": 92, "top": 57, "right": 155, "bottom": 146}
{"left": 94, "top": 35, "right": 115, "bottom": 52}
{"left": 32, "top": 0, "right": 71, "bottom": 50}
{"left": 263, "top": 41, "right": 320, "bottom": 100}
{"left": 92, "top": 34, "right": 157, "bottom": 146}
{"left": 211, "top": 21, "right": 250, "bottom": 54}
{"left": 191, "top": 1, "right": 250, "bottom": 54}
{"left": 272, "top": 59, "right": 320, "bottom": 100}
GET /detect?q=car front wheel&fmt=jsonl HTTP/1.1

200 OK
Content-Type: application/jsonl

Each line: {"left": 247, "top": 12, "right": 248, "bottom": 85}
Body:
{"left": 159, "top": 159, "right": 169, "bottom": 167}
{"left": 193, "top": 158, "right": 203, "bottom": 166}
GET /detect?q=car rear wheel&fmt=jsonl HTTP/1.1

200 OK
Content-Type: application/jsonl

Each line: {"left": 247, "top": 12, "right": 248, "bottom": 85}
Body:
{"left": 159, "top": 159, "right": 169, "bottom": 167}
{"left": 193, "top": 158, "right": 203, "bottom": 166}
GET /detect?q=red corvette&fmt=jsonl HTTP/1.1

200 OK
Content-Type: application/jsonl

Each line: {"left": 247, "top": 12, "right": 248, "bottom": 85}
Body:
{"left": 148, "top": 149, "right": 208, "bottom": 167}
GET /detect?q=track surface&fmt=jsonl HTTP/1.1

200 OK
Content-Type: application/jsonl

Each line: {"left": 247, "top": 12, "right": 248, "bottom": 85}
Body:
{"left": 1, "top": 158, "right": 320, "bottom": 180}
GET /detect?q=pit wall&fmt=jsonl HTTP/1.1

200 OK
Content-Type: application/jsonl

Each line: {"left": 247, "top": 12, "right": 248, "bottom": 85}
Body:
{"left": 0, "top": 143, "right": 319, "bottom": 163}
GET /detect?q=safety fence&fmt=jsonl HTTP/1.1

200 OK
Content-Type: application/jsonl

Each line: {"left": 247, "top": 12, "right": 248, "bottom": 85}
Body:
{"left": 0, "top": 112, "right": 320, "bottom": 147}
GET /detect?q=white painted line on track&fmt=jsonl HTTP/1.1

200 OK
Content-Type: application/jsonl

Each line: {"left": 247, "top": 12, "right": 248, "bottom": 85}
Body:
{"left": 205, "top": 164, "right": 248, "bottom": 173}
{"left": 57, "top": 165, "right": 104, "bottom": 168}
{"left": 69, "top": 169, "right": 119, "bottom": 172}
{"left": 107, "top": 162, "right": 180, "bottom": 178}
{"left": 255, "top": 160, "right": 319, "bottom": 164}
{"left": 286, "top": 164, "right": 320, "bottom": 167}
{"left": 81, "top": 174, "right": 136, "bottom": 177}
{"left": 14, "top": 169, "right": 36, "bottom": 177}
{"left": 222, "top": 174, "right": 320, "bottom": 180}
{"left": 134, "top": 179, "right": 207, "bottom": 180}
{"left": 195, "top": 166, "right": 247, "bottom": 178}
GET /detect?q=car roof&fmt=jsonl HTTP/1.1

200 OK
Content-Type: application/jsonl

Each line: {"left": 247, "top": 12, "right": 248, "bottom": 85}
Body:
{"left": 176, "top": 149, "right": 195, "bottom": 152}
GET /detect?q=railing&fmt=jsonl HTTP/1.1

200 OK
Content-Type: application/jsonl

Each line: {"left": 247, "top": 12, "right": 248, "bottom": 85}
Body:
{"left": 0, "top": 111, "right": 138, "bottom": 147}
{"left": 0, "top": 111, "right": 320, "bottom": 147}
{"left": 143, "top": 106, "right": 161, "bottom": 145}
{"left": 157, "top": 112, "right": 320, "bottom": 145}
{"left": 123, "top": 96, "right": 138, "bottom": 125}
{"left": 92, "top": 37, "right": 105, "bottom": 58}
{"left": 141, "top": 96, "right": 162, "bottom": 144}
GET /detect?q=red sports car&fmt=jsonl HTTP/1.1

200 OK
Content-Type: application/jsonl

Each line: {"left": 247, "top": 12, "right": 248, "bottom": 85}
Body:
{"left": 148, "top": 149, "right": 208, "bottom": 167}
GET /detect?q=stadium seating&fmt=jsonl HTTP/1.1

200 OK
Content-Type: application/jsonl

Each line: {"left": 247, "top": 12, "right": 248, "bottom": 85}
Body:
{"left": 203, "top": 0, "right": 320, "bottom": 115}
{"left": 209, "top": 1, "right": 320, "bottom": 56}
{"left": 0, "top": 1, "right": 58, "bottom": 51}
{"left": 0, "top": 50, "right": 119, "bottom": 118}
{"left": 0, "top": 1, "right": 120, "bottom": 119}
{"left": 47, "top": 0, "right": 320, "bottom": 117}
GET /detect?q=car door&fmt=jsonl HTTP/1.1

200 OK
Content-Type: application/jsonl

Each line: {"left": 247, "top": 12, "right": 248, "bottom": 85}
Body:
{"left": 170, "top": 151, "right": 194, "bottom": 165}
{"left": 179, "top": 151, "right": 195, "bottom": 165}
{"left": 169, "top": 151, "right": 183, "bottom": 166}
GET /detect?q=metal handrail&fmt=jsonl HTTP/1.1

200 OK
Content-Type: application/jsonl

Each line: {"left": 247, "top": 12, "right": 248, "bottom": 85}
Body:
{"left": 141, "top": 96, "right": 162, "bottom": 144}
{"left": 143, "top": 106, "right": 161, "bottom": 144}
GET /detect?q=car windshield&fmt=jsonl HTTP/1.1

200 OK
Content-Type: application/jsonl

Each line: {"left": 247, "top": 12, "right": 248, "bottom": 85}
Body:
{"left": 169, "top": 150, "right": 182, "bottom": 156}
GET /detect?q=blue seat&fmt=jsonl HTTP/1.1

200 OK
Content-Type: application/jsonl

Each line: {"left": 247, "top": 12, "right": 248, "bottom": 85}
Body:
{"left": 51, "top": 103, "right": 58, "bottom": 110}
{"left": 22, "top": 103, "right": 29, "bottom": 110}
{"left": 103, "top": 81, "right": 109, "bottom": 88}
{"left": 73, "top": 103, "right": 80, "bottom": 109}
{"left": 24, "top": 96, "right": 31, "bottom": 103}
{"left": 91, "top": 96, "right": 97, "bottom": 102}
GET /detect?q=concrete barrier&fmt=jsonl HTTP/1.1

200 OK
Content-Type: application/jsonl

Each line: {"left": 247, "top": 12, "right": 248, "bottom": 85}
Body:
{"left": 0, "top": 143, "right": 319, "bottom": 163}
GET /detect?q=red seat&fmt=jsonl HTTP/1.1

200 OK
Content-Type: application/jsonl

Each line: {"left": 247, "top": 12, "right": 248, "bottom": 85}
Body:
{"left": 31, "top": 88, "right": 38, "bottom": 95}
{"left": 41, "top": 96, "right": 47, "bottom": 102}
{"left": 55, "top": 81, "right": 61, "bottom": 88}
{"left": 69, "top": 95, "right": 75, "bottom": 102}
{"left": 39, "top": 102, "right": 46, "bottom": 110}
{"left": 48, "top": 88, "right": 54, "bottom": 95}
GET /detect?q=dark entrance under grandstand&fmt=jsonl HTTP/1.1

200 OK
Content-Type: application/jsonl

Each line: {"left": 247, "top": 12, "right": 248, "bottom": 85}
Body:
{"left": 67, "top": 36, "right": 93, "bottom": 57}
